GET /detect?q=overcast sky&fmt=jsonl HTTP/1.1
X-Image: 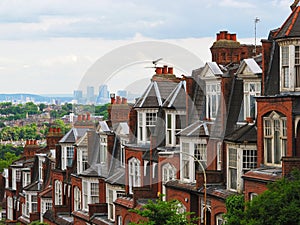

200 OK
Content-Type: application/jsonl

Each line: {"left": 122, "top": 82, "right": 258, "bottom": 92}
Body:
{"left": 0, "top": 0, "right": 295, "bottom": 95}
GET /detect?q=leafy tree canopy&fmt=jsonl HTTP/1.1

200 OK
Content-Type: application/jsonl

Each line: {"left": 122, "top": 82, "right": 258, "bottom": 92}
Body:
{"left": 224, "top": 169, "right": 300, "bottom": 225}
{"left": 129, "top": 196, "right": 197, "bottom": 225}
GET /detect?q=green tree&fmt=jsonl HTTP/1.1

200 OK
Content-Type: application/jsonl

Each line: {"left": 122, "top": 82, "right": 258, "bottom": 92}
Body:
{"left": 0, "top": 152, "right": 20, "bottom": 172}
{"left": 223, "top": 194, "right": 245, "bottom": 225}
{"left": 53, "top": 119, "right": 71, "bottom": 134}
{"left": 129, "top": 196, "right": 197, "bottom": 225}
{"left": 224, "top": 170, "right": 300, "bottom": 225}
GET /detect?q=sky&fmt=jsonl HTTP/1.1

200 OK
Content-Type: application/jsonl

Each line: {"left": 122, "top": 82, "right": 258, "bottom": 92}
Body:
{"left": 0, "top": 0, "right": 296, "bottom": 95}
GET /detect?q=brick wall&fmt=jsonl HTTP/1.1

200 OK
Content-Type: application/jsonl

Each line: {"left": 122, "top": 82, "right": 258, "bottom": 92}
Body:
{"left": 282, "top": 157, "right": 300, "bottom": 176}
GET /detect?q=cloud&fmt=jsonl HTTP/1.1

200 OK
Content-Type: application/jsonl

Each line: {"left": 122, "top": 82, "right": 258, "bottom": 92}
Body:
{"left": 219, "top": 0, "right": 255, "bottom": 8}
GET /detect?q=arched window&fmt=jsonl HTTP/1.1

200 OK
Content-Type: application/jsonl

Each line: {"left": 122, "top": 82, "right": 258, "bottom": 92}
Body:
{"left": 54, "top": 180, "right": 62, "bottom": 205}
{"left": 264, "top": 111, "right": 287, "bottom": 166}
{"left": 74, "top": 186, "right": 81, "bottom": 211}
{"left": 162, "top": 163, "right": 176, "bottom": 200}
{"left": 128, "top": 157, "right": 141, "bottom": 194}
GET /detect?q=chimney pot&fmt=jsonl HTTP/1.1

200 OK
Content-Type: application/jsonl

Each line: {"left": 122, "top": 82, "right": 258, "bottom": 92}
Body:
{"left": 78, "top": 115, "right": 82, "bottom": 121}
{"left": 53, "top": 127, "right": 56, "bottom": 133}
{"left": 26, "top": 140, "right": 29, "bottom": 145}
{"left": 82, "top": 114, "right": 86, "bottom": 121}
{"left": 49, "top": 127, "right": 53, "bottom": 133}
{"left": 168, "top": 67, "right": 173, "bottom": 74}
{"left": 163, "top": 65, "right": 168, "bottom": 74}
{"left": 34, "top": 140, "right": 37, "bottom": 145}
{"left": 57, "top": 128, "right": 61, "bottom": 133}
{"left": 155, "top": 67, "right": 162, "bottom": 74}
{"left": 87, "top": 112, "right": 91, "bottom": 120}
{"left": 116, "top": 96, "right": 122, "bottom": 104}
{"left": 122, "top": 97, "right": 127, "bottom": 104}
{"left": 231, "top": 34, "right": 237, "bottom": 41}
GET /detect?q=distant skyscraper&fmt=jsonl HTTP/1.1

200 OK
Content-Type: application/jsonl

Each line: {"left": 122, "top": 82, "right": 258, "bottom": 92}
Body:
{"left": 86, "top": 86, "right": 95, "bottom": 103}
{"left": 73, "top": 90, "right": 83, "bottom": 104}
{"left": 117, "top": 90, "right": 127, "bottom": 98}
{"left": 96, "top": 84, "right": 110, "bottom": 104}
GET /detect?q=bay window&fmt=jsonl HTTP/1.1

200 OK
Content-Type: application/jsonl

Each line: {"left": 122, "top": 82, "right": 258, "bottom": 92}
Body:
{"left": 264, "top": 112, "right": 287, "bottom": 166}
{"left": 82, "top": 179, "right": 99, "bottom": 211}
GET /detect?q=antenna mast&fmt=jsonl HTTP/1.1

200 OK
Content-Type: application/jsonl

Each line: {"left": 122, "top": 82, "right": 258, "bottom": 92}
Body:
{"left": 254, "top": 17, "right": 260, "bottom": 55}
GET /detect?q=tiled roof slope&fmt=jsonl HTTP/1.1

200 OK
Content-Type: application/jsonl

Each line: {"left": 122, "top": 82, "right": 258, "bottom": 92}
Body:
{"left": 275, "top": 6, "right": 300, "bottom": 39}
{"left": 225, "top": 124, "right": 257, "bottom": 143}
{"left": 134, "top": 81, "right": 179, "bottom": 108}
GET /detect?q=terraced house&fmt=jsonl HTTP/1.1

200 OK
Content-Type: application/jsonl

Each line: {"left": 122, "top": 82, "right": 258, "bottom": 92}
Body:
{"left": 3, "top": 2, "right": 300, "bottom": 225}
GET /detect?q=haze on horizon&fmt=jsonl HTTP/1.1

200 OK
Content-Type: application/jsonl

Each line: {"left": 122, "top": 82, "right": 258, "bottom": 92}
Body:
{"left": 0, "top": 0, "right": 295, "bottom": 95}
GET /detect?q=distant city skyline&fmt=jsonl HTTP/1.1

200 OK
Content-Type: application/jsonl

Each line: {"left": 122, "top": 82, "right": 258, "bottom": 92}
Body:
{"left": 0, "top": 0, "right": 296, "bottom": 94}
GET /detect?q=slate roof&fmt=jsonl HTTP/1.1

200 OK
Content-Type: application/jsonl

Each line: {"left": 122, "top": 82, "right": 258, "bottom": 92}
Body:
{"left": 236, "top": 58, "right": 262, "bottom": 75}
{"left": 162, "top": 81, "right": 186, "bottom": 109}
{"left": 177, "top": 120, "right": 212, "bottom": 137}
{"left": 207, "top": 62, "right": 223, "bottom": 75}
{"left": 134, "top": 81, "right": 179, "bottom": 108}
{"left": 225, "top": 123, "right": 257, "bottom": 143}
{"left": 59, "top": 127, "right": 89, "bottom": 143}
{"left": 243, "top": 167, "right": 282, "bottom": 183}
{"left": 105, "top": 168, "right": 125, "bottom": 185}
{"left": 275, "top": 6, "right": 300, "bottom": 39}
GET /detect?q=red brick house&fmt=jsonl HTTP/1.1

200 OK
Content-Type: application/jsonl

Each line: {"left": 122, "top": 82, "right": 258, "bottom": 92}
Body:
{"left": 243, "top": 2, "right": 300, "bottom": 200}
{"left": 5, "top": 128, "right": 63, "bottom": 224}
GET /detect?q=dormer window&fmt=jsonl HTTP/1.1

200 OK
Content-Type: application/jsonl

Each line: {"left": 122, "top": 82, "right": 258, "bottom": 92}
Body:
{"left": 206, "top": 83, "right": 221, "bottom": 120}
{"left": 244, "top": 82, "right": 260, "bottom": 119}
{"left": 137, "top": 110, "right": 157, "bottom": 143}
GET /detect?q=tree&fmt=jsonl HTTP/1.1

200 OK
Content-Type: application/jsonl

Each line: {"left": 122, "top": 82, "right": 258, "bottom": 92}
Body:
{"left": 129, "top": 196, "right": 197, "bottom": 225}
{"left": 224, "top": 170, "right": 300, "bottom": 225}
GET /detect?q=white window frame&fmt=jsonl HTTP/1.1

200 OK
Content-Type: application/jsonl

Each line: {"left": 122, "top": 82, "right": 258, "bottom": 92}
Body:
{"left": 162, "top": 163, "right": 176, "bottom": 200}
{"left": 12, "top": 168, "right": 21, "bottom": 190}
{"left": 77, "top": 148, "right": 88, "bottom": 174}
{"left": 216, "top": 213, "right": 224, "bottom": 225}
{"left": 100, "top": 136, "right": 108, "bottom": 164}
{"left": 180, "top": 138, "right": 207, "bottom": 183}
{"left": 82, "top": 178, "right": 99, "bottom": 211}
{"left": 23, "top": 192, "right": 37, "bottom": 217}
{"left": 61, "top": 144, "right": 74, "bottom": 170}
{"left": 165, "top": 111, "right": 186, "bottom": 147}
{"left": 217, "top": 142, "right": 222, "bottom": 170}
{"left": 74, "top": 186, "right": 81, "bottom": 211}
{"left": 206, "top": 82, "right": 221, "bottom": 120}
{"left": 54, "top": 180, "right": 62, "bottom": 205}
{"left": 22, "top": 171, "right": 31, "bottom": 188}
{"left": 40, "top": 199, "right": 52, "bottom": 222}
{"left": 228, "top": 148, "right": 238, "bottom": 191}
{"left": 227, "top": 145, "right": 257, "bottom": 192}
{"left": 243, "top": 81, "right": 260, "bottom": 119}
{"left": 263, "top": 112, "right": 287, "bottom": 166}
{"left": 120, "top": 139, "right": 127, "bottom": 168}
{"left": 279, "top": 44, "right": 300, "bottom": 91}
{"left": 7, "top": 196, "right": 13, "bottom": 220}
{"left": 117, "top": 216, "right": 123, "bottom": 225}
{"left": 137, "top": 110, "right": 157, "bottom": 143}
{"left": 128, "top": 157, "right": 141, "bottom": 194}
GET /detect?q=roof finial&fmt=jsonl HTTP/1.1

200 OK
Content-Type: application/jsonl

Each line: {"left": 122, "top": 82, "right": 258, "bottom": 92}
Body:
{"left": 290, "top": 0, "right": 300, "bottom": 11}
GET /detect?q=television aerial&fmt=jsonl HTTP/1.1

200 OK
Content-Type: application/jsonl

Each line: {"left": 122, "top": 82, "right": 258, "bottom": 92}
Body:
{"left": 145, "top": 58, "right": 163, "bottom": 68}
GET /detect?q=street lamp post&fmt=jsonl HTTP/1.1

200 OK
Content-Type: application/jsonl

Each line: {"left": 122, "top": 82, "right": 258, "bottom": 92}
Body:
{"left": 159, "top": 150, "right": 207, "bottom": 225}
